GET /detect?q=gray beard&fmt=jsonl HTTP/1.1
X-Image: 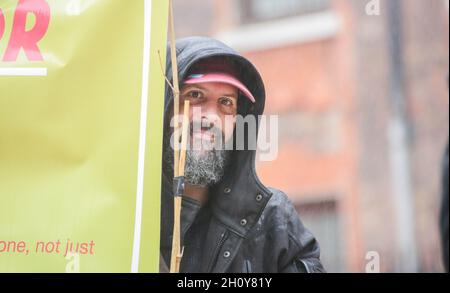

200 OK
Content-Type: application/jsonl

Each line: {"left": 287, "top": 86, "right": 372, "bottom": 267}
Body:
{"left": 183, "top": 149, "right": 230, "bottom": 186}
{"left": 163, "top": 131, "right": 230, "bottom": 187}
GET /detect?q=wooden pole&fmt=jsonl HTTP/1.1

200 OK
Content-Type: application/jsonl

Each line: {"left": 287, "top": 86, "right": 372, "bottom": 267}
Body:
{"left": 168, "top": 0, "right": 188, "bottom": 273}
{"left": 174, "top": 100, "right": 190, "bottom": 273}
{"left": 179, "top": 101, "right": 190, "bottom": 178}
{"left": 169, "top": 102, "right": 189, "bottom": 273}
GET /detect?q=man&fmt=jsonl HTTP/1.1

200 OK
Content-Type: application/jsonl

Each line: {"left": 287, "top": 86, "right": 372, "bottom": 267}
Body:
{"left": 160, "top": 37, "right": 325, "bottom": 273}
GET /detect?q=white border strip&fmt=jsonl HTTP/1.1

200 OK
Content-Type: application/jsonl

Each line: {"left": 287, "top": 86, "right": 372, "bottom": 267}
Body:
{"left": 131, "top": 0, "right": 152, "bottom": 273}
{"left": 0, "top": 67, "right": 48, "bottom": 76}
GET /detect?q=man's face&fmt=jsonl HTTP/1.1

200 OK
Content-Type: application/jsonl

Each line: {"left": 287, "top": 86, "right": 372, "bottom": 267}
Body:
{"left": 165, "top": 82, "right": 238, "bottom": 187}
{"left": 179, "top": 82, "right": 238, "bottom": 151}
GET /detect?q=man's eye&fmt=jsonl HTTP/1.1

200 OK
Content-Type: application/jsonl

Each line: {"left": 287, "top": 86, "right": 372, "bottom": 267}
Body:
{"left": 219, "top": 97, "right": 234, "bottom": 107}
{"left": 188, "top": 91, "right": 202, "bottom": 99}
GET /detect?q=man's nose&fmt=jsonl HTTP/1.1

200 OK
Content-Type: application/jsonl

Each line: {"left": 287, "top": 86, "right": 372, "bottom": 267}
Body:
{"left": 195, "top": 103, "right": 220, "bottom": 127}
{"left": 200, "top": 116, "right": 215, "bottom": 129}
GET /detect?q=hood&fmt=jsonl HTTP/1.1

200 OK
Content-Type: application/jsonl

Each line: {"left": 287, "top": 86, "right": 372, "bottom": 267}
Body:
{"left": 163, "top": 36, "right": 266, "bottom": 118}
{"left": 160, "top": 36, "right": 273, "bottom": 260}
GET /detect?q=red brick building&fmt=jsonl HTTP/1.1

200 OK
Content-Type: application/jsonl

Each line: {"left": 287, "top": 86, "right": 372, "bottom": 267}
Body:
{"left": 173, "top": 0, "right": 449, "bottom": 272}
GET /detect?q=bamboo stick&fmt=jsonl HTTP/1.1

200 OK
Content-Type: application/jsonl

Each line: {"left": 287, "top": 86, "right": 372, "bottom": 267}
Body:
{"left": 178, "top": 101, "right": 190, "bottom": 177}
{"left": 168, "top": 0, "right": 186, "bottom": 274}
{"left": 173, "top": 101, "right": 190, "bottom": 272}
{"left": 169, "top": 100, "right": 189, "bottom": 273}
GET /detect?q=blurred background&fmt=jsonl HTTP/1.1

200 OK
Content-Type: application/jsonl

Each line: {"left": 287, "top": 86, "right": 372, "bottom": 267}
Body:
{"left": 173, "top": 0, "right": 449, "bottom": 272}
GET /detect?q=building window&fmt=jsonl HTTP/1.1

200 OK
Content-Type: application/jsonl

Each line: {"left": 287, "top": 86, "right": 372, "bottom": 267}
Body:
{"left": 241, "top": 0, "right": 331, "bottom": 24}
{"left": 295, "top": 199, "right": 344, "bottom": 272}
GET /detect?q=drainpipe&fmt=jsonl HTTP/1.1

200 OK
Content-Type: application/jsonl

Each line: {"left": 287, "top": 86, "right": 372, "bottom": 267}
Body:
{"left": 386, "top": 0, "right": 419, "bottom": 273}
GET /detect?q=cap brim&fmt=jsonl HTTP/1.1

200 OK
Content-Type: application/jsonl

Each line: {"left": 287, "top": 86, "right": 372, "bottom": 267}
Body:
{"left": 184, "top": 73, "right": 256, "bottom": 103}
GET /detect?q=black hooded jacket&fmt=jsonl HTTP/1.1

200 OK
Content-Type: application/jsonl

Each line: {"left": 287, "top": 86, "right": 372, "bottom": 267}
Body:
{"left": 160, "top": 37, "right": 325, "bottom": 273}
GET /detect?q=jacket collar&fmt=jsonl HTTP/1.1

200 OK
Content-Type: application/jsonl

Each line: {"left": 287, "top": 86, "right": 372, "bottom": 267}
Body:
{"left": 210, "top": 149, "right": 272, "bottom": 236}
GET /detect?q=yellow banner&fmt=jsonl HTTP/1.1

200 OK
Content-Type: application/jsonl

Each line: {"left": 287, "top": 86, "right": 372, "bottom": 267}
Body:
{"left": 0, "top": 0, "right": 168, "bottom": 272}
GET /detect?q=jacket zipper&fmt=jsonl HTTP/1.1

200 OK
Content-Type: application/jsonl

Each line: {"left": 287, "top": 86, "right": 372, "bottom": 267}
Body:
{"left": 206, "top": 230, "right": 229, "bottom": 273}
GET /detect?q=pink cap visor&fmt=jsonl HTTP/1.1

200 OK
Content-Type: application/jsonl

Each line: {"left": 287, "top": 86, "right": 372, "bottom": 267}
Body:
{"left": 183, "top": 73, "right": 256, "bottom": 103}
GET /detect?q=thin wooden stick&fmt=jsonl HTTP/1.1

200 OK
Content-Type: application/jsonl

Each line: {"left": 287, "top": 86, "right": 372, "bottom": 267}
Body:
{"left": 168, "top": 0, "right": 185, "bottom": 274}
{"left": 157, "top": 50, "right": 175, "bottom": 93}
{"left": 169, "top": 100, "right": 189, "bottom": 273}
{"left": 172, "top": 100, "right": 190, "bottom": 273}
{"left": 178, "top": 101, "right": 190, "bottom": 177}
{"left": 170, "top": 195, "right": 182, "bottom": 273}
